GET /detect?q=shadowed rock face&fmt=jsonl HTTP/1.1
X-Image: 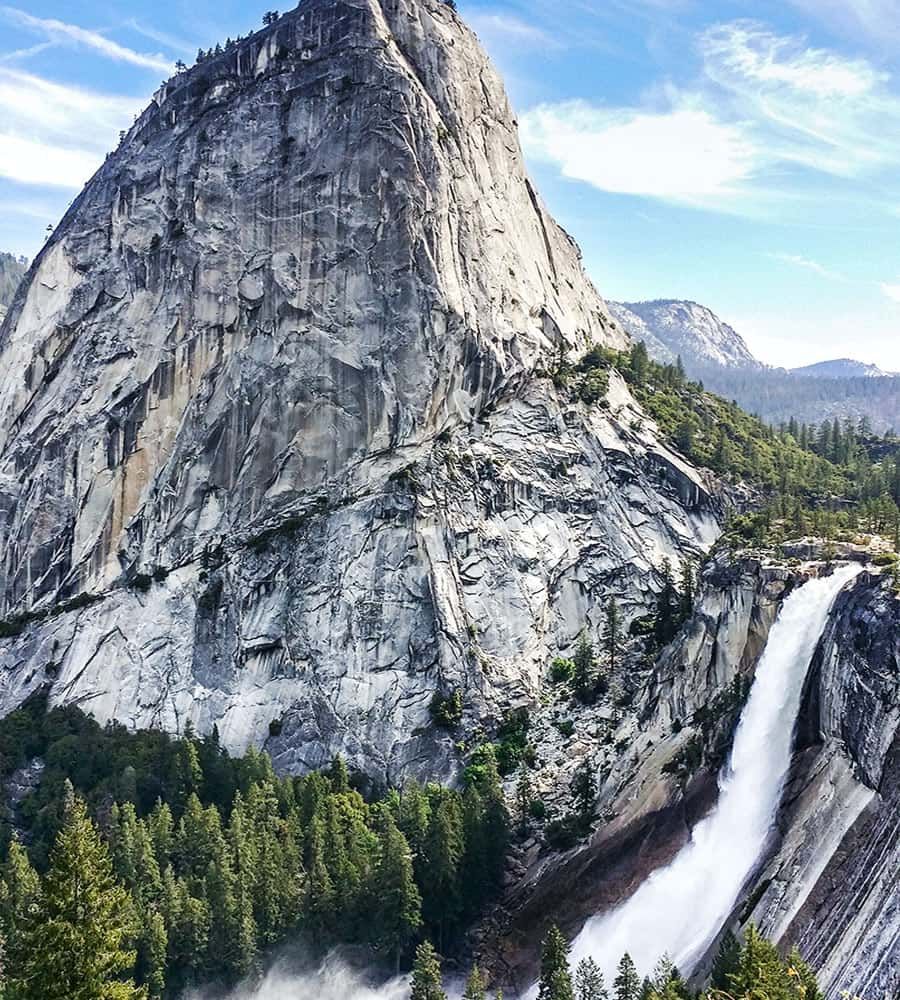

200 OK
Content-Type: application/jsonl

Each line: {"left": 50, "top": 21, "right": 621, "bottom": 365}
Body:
{"left": 0, "top": 0, "right": 719, "bottom": 780}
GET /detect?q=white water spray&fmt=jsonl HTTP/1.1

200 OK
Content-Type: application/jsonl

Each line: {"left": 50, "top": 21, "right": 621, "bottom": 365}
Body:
{"left": 185, "top": 954, "right": 409, "bottom": 1000}
{"left": 563, "top": 565, "right": 861, "bottom": 982}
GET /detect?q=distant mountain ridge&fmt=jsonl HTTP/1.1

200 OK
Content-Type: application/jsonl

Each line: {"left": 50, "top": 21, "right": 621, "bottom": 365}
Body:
{"left": 610, "top": 298, "right": 900, "bottom": 433}
{"left": 790, "top": 358, "right": 895, "bottom": 379}
{"left": 609, "top": 300, "right": 763, "bottom": 371}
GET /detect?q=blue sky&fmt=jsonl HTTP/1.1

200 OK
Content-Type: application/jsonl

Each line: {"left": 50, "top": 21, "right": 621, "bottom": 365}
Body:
{"left": 2, "top": 1, "right": 899, "bottom": 368}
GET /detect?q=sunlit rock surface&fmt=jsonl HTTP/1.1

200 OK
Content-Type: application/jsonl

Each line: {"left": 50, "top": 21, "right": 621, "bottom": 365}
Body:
{"left": 0, "top": 0, "right": 718, "bottom": 781}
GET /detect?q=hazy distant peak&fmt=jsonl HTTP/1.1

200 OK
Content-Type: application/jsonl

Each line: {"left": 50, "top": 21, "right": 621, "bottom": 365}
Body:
{"left": 790, "top": 358, "right": 895, "bottom": 379}
{"left": 608, "top": 299, "right": 764, "bottom": 371}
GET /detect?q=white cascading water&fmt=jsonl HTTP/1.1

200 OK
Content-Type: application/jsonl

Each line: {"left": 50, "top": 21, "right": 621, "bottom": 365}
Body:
{"left": 563, "top": 564, "right": 861, "bottom": 982}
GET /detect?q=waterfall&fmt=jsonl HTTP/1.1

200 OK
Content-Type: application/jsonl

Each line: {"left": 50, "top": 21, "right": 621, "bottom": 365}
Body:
{"left": 196, "top": 567, "right": 859, "bottom": 1000}
{"left": 563, "top": 564, "right": 861, "bottom": 982}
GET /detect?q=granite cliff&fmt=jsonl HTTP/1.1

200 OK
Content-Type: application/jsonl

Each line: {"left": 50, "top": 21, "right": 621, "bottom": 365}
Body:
{"left": 0, "top": 0, "right": 717, "bottom": 782}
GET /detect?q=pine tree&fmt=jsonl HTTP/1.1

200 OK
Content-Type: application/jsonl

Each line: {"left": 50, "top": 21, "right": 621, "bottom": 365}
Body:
{"left": 410, "top": 941, "right": 447, "bottom": 1000}
{"left": 171, "top": 738, "right": 203, "bottom": 814}
{"left": 613, "top": 954, "right": 641, "bottom": 1000}
{"left": 629, "top": 342, "right": 649, "bottom": 384}
{"left": 786, "top": 946, "right": 824, "bottom": 1000}
{"left": 573, "top": 631, "right": 597, "bottom": 703}
{"left": 654, "top": 560, "right": 678, "bottom": 646}
{"left": 679, "top": 561, "right": 695, "bottom": 620}
{"left": 329, "top": 755, "right": 351, "bottom": 794}
{"left": 651, "top": 954, "right": 674, "bottom": 990}
{"left": 538, "top": 925, "right": 573, "bottom": 1000}
{"left": 729, "top": 925, "right": 793, "bottom": 1000}
{"left": 160, "top": 866, "right": 209, "bottom": 983}
{"left": 371, "top": 809, "right": 422, "bottom": 969}
{"left": 9, "top": 787, "right": 145, "bottom": 1000}
{"left": 571, "top": 758, "right": 597, "bottom": 822}
{"left": 0, "top": 837, "right": 41, "bottom": 981}
{"left": 422, "top": 790, "right": 464, "bottom": 947}
{"left": 575, "top": 957, "right": 607, "bottom": 1000}
{"left": 303, "top": 813, "right": 335, "bottom": 942}
{"left": 147, "top": 802, "right": 173, "bottom": 867}
{"left": 463, "top": 965, "right": 488, "bottom": 1000}
{"left": 515, "top": 762, "right": 534, "bottom": 835}
{"left": 138, "top": 909, "right": 167, "bottom": 998}
{"left": 462, "top": 746, "right": 509, "bottom": 898}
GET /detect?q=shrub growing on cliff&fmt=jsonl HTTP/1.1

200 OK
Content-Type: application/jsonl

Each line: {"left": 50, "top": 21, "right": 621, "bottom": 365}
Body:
{"left": 550, "top": 657, "right": 576, "bottom": 684}
{"left": 430, "top": 690, "right": 463, "bottom": 728}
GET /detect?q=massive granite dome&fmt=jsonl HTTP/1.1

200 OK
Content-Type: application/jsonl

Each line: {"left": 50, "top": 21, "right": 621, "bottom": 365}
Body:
{"left": 0, "top": 0, "right": 717, "bottom": 780}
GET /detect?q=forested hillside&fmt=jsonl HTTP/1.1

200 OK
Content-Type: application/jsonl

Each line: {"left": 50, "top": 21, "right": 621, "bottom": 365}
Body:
{"left": 0, "top": 697, "right": 829, "bottom": 1000}
{"left": 692, "top": 364, "right": 900, "bottom": 438}
{"left": 558, "top": 343, "right": 900, "bottom": 504}
{"left": 610, "top": 300, "right": 900, "bottom": 434}
{"left": 0, "top": 695, "right": 508, "bottom": 997}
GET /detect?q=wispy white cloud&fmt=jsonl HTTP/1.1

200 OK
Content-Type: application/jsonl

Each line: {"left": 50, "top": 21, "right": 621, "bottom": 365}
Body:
{"left": 520, "top": 97, "right": 755, "bottom": 204}
{"left": 520, "top": 20, "right": 900, "bottom": 216}
{"left": 467, "top": 11, "right": 562, "bottom": 50}
{"left": 702, "top": 22, "right": 883, "bottom": 98}
{"left": 769, "top": 253, "right": 848, "bottom": 282}
{"left": 699, "top": 21, "right": 900, "bottom": 179}
{"left": 785, "top": 0, "right": 900, "bottom": 45}
{"left": 0, "top": 134, "right": 101, "bottom": 188}
{"left": 0, "top": 68, "right": 142, "bottom": 188}
{"left": 0, "top": 41, "right": 55, "bottom": 63}
{"left": 2, "top": 8, "right": 174, "bottom": 72}
{"left": 881, "top": 282, "right": 900, "bottom": 303}
{"left": 125, "top": 19, "right": 197, "bottom": 57}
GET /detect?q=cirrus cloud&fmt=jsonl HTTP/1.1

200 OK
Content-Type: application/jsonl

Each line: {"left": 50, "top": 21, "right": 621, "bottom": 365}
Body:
{"left": 0, "top": 67, "right": 144, "bottom": 189}
{"left": 520, "top": 98, "right": 756, "bottom": 203}
{"left": 519, "top": 20, "right": 900, "bottom": 215}
{"left": 1, "top": 7, "right": 174, "bottom": 73}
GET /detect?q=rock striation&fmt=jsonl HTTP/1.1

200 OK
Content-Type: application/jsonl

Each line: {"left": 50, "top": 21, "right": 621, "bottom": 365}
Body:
{"left": 0, "top": 0, "right": 718, "bottom": 782}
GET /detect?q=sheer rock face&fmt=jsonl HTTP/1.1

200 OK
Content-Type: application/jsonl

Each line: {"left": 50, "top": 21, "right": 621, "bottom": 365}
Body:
{"left": 0, "top": 0, "right": 719, "bottom": 781}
